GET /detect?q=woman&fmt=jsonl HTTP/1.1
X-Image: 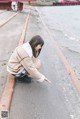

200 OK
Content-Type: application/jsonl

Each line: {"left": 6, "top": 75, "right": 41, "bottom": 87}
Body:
{"left": 7, "top": 35, "right": 50, "bottom": 83}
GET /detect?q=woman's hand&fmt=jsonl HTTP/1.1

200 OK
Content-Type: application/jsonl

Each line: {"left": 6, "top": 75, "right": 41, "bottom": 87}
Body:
{"left": 45, "top": 78, "right": 51, "bottom": 84}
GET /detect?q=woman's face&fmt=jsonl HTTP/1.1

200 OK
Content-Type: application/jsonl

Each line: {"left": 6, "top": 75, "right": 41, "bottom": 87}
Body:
{"left": 34, "top": 44, "right": 42, "bottom": 57}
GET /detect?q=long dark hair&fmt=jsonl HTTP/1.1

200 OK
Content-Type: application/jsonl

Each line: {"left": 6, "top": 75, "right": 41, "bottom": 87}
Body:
{"left": 29, "top": 35, "right": 44, "bottom": 57}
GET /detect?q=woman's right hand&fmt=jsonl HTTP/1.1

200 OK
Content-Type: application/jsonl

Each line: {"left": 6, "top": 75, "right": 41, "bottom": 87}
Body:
{"left": 45, "top": 78, "right": 51, "bottom": 84}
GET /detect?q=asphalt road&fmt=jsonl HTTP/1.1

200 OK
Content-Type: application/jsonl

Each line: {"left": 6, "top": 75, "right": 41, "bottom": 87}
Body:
{"left": 38, "top": 6, "right": 80, "bottom": 80}
{"left": 9, "top": 6, "right": 80, "bottom": 119}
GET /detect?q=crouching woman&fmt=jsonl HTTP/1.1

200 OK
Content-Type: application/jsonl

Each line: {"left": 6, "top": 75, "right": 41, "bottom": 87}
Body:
{"left": 7, "top": 35, "right": 51, "bottom": 83}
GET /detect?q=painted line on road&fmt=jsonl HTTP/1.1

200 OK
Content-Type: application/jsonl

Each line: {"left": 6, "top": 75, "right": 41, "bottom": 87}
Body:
{"left": 18, "top": 10, "right": 30, "bottom": 45}
{"left": 0, "top": 12, "right": 19, "bottom": 28}
{"left": 35, "top": 7, "right": 80, "bottom": 94}
{"left": 0, "top": 10, "right": 30, "bottom": 119}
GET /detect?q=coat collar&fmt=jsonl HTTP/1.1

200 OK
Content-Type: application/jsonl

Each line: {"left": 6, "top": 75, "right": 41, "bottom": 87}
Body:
{"left": 22, "top": 42, "right": 33, "bottom": 58}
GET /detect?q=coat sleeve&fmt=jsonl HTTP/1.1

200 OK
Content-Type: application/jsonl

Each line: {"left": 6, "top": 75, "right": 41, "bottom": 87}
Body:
{"left": 20, "top": 56, "right": 46, "bottom": 81}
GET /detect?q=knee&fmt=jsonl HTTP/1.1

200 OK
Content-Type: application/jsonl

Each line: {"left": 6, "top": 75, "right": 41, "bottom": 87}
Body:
{"left": 34, "top": 59, "right": 41, "bottom": 70}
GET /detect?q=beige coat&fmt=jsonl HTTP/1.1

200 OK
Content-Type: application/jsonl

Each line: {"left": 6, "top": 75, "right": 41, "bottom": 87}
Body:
{"left": 7, "top": 42, "right": 45, "bottom": 82}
